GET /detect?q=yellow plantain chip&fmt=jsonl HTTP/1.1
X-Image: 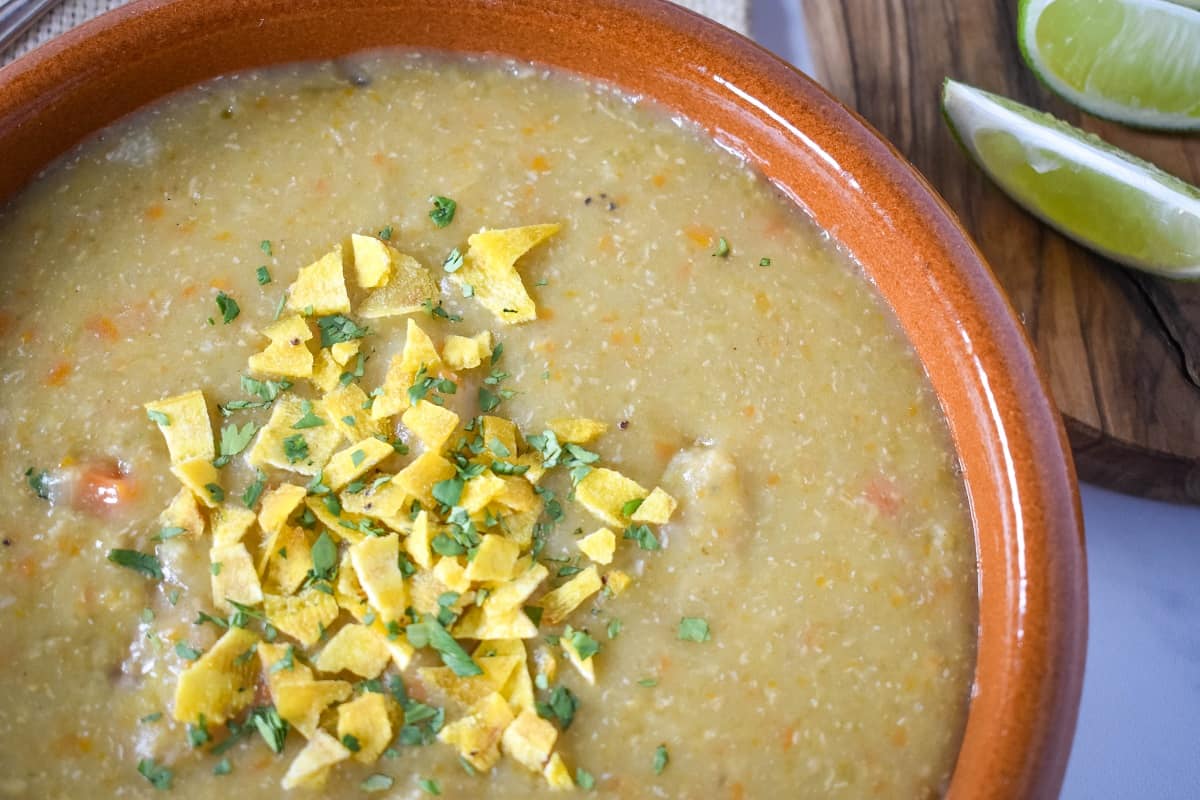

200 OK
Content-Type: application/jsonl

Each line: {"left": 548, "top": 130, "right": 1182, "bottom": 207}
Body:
{"left": 245, "top": 395, "right": 342, "bottom": 477}
{"left": 210, "top": 504, "right": 257, "bottom": 547}
{"left": 285, "top": 248, "right": 351, "bottom": 316}
{"left": 406, "top": 509, "right": 436, "bottom": 570}
{"left": 280, "top": 729, "right": 352, "bottom": 790}
{"left": 544, "top": 752, "right": 574, "bottom": 790}
{"left": 418, "top": 655, "right": 521, "bottom": 710}
{"left": 370, "top": 319, "right": 441, "bottom": 420}
{"left": 358, "top": 251, "right": 438, "bottom": 319}
{"left": 330, "top": 341, "right": 359, "bottom": 366}
{"left": 323, "top": 437, "right": 394, "bottom": 491}
{"left": 502, "top": 708, "right": 559, "bottom": 773}
{"left": 248, "top": 315, "right": 315, "bottom": 379}
{"left": 495, "top": 476, "right": 538, "bottom": 513}
{"left": 475, "top": 640, "right": 536, "bottom": 715}
{"left": 604, "top": 569, "right": 633, "bottom": 597}
{"left": 210, "top": 543, "right": 264, "bottom": 612}
{"left": 464, "top": 534, "right": 519, "bottom": 584}
{"left": 511, "top": 451, "right": 546, "bottom": 485}
{"left": 160, "top": 488, "right": 206, "bottom": 539}
{"left": 173, "top": 626, "right": 259, "bottom": 725}
{"left": 437, "top": 692, "right": 514, "bottom": 772}
{"left": 367, "top": 618, "right": 416, "bottom": 670}
{"left": 547, "top": 417, "right": 608, "bottom": 445}
{"left": 574, "top": 467, "right": 648, "bottom": 527}
{"left": 441, "top": 334, "right": 484, "bottom": 370}
{"left": 630, "top": 486, "right": 678, "bottom": 525}
{"left": 310, "top": 349, "right": 344, "bottom": 393}
{"left": 333, "top": 551, "right": 371, "bottom": 621}
{"left": 264, "top": 588, "right": 340, "bottom": 647}
{"left": 454, "top": 606, "right": 539, "bottom": 640}
{"left": 394, "top": 450, "right": 456, "bottom": 507}
{"left": 577, "top": 528, "right": 616, "bottom": 565}
{"left": 500, "top": 506, "right": 540, "bottom": 549}
{"left": 314, "top": 623, "right": 392, "bottom": 679}
{"left": 336, "top": 691, "right": 394, "bottom": 763}
{"left": 451, "top": 224, "right": 560, "bottom": 324}
{"left": 264, "top": 526, "right": 313, "bottom": 596}
{"left": 349, "top": 533, "right": 408, "bottom": 622}
{"left": 538, "top": 566, "right": 602, "bottom": 626}
{"left": 479, "top": 416, "right": 518, "bottom": 463}
{"left": 258, "top": 483, "right": 308, "bottom": 535}
{"left": 401, "top": 400, "right": 460, "bottom": 452}
{"left": 482, "top": 562, "right": 548, "bottom": 620}
{"left": 560, "top": 629, "right": 596, "bottom": 686}
{"left": 323, "top": 382, "right": 385, "bottom": 442}
{"left": 170, "top": 457, "right": 222, "bottom": 509}
{"left": 349, "top": 233, "right": 394, "bottom": 290}
{"left": 459, "top": 472, "right": 506, "bottom": 515}
{"left": 432, "top": 556, "right": 471, "bottom": 595}
{"left": 145, "top": 389, "right": 214, "bottom": 464}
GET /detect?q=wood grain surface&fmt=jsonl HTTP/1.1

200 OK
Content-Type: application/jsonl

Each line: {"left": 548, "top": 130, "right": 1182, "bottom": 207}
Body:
{"left": 800, "top": 0, "right": 1200, "bottom": 503}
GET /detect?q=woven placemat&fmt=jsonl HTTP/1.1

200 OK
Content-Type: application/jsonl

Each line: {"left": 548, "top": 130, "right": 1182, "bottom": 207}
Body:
{"left": 1, "top": 0, "right": 750, "bottom": 64}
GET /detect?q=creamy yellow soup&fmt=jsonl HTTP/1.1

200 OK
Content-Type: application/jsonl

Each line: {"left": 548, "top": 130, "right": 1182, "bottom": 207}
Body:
{"left": 0, "top": 53, "right": 976, "bottom": 799}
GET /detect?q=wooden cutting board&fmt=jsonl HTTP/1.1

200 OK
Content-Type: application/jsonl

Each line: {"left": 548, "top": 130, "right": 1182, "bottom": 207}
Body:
{"left": 801, "top": 0, "right": 1200, "bottom": 504}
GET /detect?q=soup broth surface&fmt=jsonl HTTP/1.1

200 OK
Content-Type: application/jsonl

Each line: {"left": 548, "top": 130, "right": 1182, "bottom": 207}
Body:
{"left": 0, "top": 53, "right": 976, "bottom": 799}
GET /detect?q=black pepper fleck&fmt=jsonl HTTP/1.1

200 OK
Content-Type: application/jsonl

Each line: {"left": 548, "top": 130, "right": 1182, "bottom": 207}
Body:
{"left": 584, "top": 197, "right": 592, "bottom": 206}
{"left": 618, "top": 420, "right": 629, "bottom": 430}
{"left": 2, "top": 538, "right": 11, "bottom": 547}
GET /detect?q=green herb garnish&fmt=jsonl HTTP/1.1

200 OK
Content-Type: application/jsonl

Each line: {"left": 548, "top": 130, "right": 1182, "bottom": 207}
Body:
{"left": 215, "top": 292, "right": 240, "bottom": 324}
{"left": 428, "top": 195, "right": 457, "bottom": 228}
{"left": 677, "top": 617, "right": 711, "bottom": 642}
{"left": 107, "top": 548, "right": 163, "bottom": 579}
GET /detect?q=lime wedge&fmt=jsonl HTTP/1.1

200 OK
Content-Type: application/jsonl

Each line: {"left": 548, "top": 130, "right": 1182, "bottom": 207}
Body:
{"left": 942, "top": 79, "right": 1200, "bottom": 277}
{"left": 1018, "top": 0, "right": 1200, "bottom": 131}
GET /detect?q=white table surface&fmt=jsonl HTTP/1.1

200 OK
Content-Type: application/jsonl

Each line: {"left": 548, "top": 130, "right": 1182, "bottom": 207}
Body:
{"left": 750, "top": 1, "right": 1200, "bottom": 797}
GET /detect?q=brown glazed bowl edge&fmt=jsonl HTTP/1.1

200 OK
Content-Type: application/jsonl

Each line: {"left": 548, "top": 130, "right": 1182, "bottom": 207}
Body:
{"left": 0, "top": 1, "right": 1087, "bottom": 797}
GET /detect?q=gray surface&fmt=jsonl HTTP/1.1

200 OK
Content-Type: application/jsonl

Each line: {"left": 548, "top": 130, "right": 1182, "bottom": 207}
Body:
{"left": 751, "top": 1, "right": 1200, "bottom": 796}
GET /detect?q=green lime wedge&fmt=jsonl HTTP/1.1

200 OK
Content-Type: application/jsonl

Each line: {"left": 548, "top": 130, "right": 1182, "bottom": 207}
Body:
{"left": 1018, "top": 0, "right": 1200, "bottom": 131}
{"left": 942, "top": 79, "right": 1200, "bottom": 277}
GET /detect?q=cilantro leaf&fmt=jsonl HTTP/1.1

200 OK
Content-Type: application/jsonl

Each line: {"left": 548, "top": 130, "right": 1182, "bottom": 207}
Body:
{"left": 282, "top": 434, "right": 309, "bottom": 464}
{"left": 406, "top": 618, "right": 481, "bottom": 677}
{"left": 24, "top": 467, "right": 51, "bottom": 500}
{"left": 137, "top": 758, "right": 173, "bottom": 790}
{"left": 653, "top": 743, "right": 669, "bottom": 774}
{"left": 107, "top": 548, "right": 163, "bottom": 579}
{"left": 291, "top": 400, "right": 325, "bottom": 429}
{"left": 214, "top": 421, "right": 259, "bottom": 466}
{"left": 215, "top": 292, "right": 240, "bottom": 324}
{"left": 677, "top": 617, "right": 711, "bottom": 643}
{"left": 428, "top": 195, "right": 457, "bottom": 228}
{"left": 316, "top": 314, "right": 369, "bottom": 348}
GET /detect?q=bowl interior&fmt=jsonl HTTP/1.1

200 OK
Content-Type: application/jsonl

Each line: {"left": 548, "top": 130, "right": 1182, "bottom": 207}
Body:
{"left": 0, "top": 1, "right": 1086, "bottom": 796}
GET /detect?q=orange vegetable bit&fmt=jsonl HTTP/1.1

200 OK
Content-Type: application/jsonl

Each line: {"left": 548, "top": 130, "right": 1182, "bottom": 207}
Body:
{"left": 44, "top": 360, "right": 73, "bottom": 387}
{"left": 72, "top": 459, "right": 140, "bottom": 516}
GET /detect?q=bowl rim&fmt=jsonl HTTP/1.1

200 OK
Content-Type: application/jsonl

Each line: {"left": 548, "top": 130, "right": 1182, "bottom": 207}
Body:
{"left": 0, "top": 1, "right": 1087, "bottom": 797}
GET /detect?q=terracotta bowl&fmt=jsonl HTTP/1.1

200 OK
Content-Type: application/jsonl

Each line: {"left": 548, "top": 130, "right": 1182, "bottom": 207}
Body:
{"left": 0, "top": 1, "right": 1087, "bottom": 796}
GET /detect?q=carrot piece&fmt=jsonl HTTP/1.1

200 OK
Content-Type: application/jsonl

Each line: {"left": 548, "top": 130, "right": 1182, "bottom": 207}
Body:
{"left": 44, "top": 360, "right": 72, "bottom": 386}
{"left": 72, "top": 460, "right": 139, "bottom": 516}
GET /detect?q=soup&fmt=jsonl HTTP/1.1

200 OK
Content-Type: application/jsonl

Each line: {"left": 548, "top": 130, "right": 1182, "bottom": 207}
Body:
{"left": 0, "top": 54, "right": 977, "bottom": 798}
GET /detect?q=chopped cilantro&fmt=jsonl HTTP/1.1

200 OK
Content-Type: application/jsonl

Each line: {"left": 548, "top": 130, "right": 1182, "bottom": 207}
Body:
{"left": 249, "top": 705, "right": 288, "bottom": 753}
{"left": 490, "top": 459, "right": 529, "bottom": 476}
{"left": 175, "top": 641, "right": 202, "bottom": 661}
{"left": 653, "top": 744, "right": 669, "bottom": 774}
{"left": 210, "top": 561, "right": 222, "bottom": 576}
{"left": 137, "top": 758, "right": 173, "bottom": 790}
{"left": 536, "top": 685, "right": 579, "bottom": 730}
{"left": 309, "top": 532, "right": 338, "bottom": 582}
{"left": 341, "top": 733, "right": 361, "bottom": 752}
{"left": 621, "top": 497, "right": 644, "bottom": 517}
{"left": 260, "top": 240, "right": 272, "bottom": 256}
{"left": 317, "top": 314, "right": 369, "bottom": 347}
{"left": 478, "top": 386, "right": 502, "bottom": 412}
{"left": 638, "top": 677, "right": 658, "bottom": 688}
{"left": 378, "top": 225, "right": 393, "bottom": 241}
{"left": 242, "top": 469, "right": 267, "bottom": 508}
{"left": 713, "top": 237, "right": 730, "bottom": 258}
{"left": 282, "top": 434, "right": 309, "bottom": 464}
{"left": 215, "top": 291, "right": 240, "bottom": 324}
{"left": 269, "top": 645, "right": 295, "bottom": 674}
{"left": 565, "top": 627, "right": 601, "bottom": 660}
{"left": 291, "top": 400, "right": 325, "bottom": 429}
{"left": 256, "top": 265, "right": 271, "bottom": 285}
{"left": 339, "top": 352, "right": 366, "bottom": 386}
{"left": 205, "top": 483, "right": 225, "bottom": 503}
{"left": 759, "top": 257, "right": 772, "bottom": 267}
{"left": 187, "top": 714, "right": 210, "bottom": 748}
{"left": 607, "top": 618, "right": 623, "bottom": 639}
{"left": 214, "top": 421, "right": 259, "bottom": 466}
{"left": 678, "top": 617, "right": 711, "bottom": 642}
{"left": 361, "top": 773, "right": 393, "bottom": 792}
{"left": 154, "top": 526, "right": 187, "bottom": 542}
{"left": 406, "top": 617, "right": 482, "bottom": 677}
{"left": 421, "top": 298, "right": 462, "bottom": 322}
{"left": 431, "top": 476, "right": 464, "bottom": 507}
{"left": 146, "top": 409, "right": 170, "bottom": 426}
{"left": 351, "top": 448, "right": 366, "bottom": 467}
{"left": 213, "top": 758, "right": 232, "bottom": 776}
{"left": 442, "top": 248, "right": 464, "bottom": 273}
{"left": 623, "top": 523, "right": 660, "bottom": 551}
{"left": 524, "top": 604, "right": 544, "bottom": 627}
{"left": 428, "top": 195, "right": 457, "bottom": 228}
{"left": 577, "top": 768, "right": 596, "bottom": 790}
{"left": 24, "top": 467, "right": 51, "bottom": 500}
{"left": 419, "top": 777, "right": 442, "bottom": 796}
{"left": 107, "top": 548, "right": 162, "bottom": 580}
